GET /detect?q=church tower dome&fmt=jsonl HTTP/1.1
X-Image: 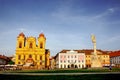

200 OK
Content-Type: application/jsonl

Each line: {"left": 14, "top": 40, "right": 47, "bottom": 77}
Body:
{"left": 18, "top": 32, "right": 25, "bottom": 37}
{"left": 39, "top": 33, "right": 45, "bottom": 38}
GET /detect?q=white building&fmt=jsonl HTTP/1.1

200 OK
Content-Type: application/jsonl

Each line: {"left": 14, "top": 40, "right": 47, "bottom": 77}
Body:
{"left": 111, "top": 56, "right": 120, "bottom": 66}
{"left": 110, "top": 50, "right": 120, "bottom": 67}
{"left": 55, "top": 50, "right": 86, "bottom": 68}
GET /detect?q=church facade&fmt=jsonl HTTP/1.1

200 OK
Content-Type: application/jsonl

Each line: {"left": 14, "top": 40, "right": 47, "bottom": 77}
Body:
{"left": 15, "top": 32, "right": 50, "bottom": 69}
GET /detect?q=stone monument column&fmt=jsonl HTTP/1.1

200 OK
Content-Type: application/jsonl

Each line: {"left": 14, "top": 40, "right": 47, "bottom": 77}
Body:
{"left": 91, "top": 35, "right": 96, "bottom": 55}
{"left": 91, "top": 34, "right": 102, "bottom": 68}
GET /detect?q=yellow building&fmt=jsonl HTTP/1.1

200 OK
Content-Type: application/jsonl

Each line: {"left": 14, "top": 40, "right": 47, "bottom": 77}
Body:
{"left": 15, "top": 32, "right": 50, "bottom": 69}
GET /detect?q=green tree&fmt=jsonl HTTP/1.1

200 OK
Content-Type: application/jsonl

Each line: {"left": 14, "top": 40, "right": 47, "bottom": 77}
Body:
{"left": 8, "top": 60, "right": 15, "bottom": 65}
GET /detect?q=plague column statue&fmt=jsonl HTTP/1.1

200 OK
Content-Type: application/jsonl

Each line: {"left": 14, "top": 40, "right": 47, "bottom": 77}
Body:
{"left": 91, "top": 34, "right": 102, "bottom": 68}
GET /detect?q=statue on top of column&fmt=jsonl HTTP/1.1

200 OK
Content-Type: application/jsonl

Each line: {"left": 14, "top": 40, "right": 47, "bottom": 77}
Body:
{"left": 91, "top": 34, "right": 96, "bottom": 43}
{"left": 91, "top": 34, "right": 102, "bottom": 68}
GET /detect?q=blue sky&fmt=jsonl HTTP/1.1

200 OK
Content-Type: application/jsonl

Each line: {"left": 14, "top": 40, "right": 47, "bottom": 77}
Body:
{"left": 0, "top": 0, "right": 120, "bottom": 56}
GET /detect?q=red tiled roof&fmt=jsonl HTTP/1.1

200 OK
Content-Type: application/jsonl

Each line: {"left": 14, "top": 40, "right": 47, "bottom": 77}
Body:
{"left": 18, "top": 32, "right": 25, "bottom": 37}
{"left": 59, "top": 50, "right": 70, "bottom": 53}
{"left": 109, "top": 50, "right": 120, "bottom": 57}
{"left": 59, "top": 49, "right": 109, "bottom": 55}
{"left": 0, "top": 55, "right": 11, "bottom": 61}
{"left": 38, "top": 33, "right": 46, "bottom": 40}
{"left": 39, "top": 33, "right": 45, "bottom": 37}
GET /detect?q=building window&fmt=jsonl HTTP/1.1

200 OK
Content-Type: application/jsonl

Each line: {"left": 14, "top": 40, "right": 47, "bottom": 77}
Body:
{"left": 19, "top": 42, "right": 22, "bottom": 48}
{"left": 18, "top": 55, "right": 21, "bottom": 60}
{"left": 40, "top": 56, "right": 42, "bottom": 60}
{"left": 29, "top": 55, "right": 32, "bottom": 58}
{"left": 103, "top": 60, "right": 105, "bottom": 63}
{"left": 68, "top": 60, "right": 70, "bottom": 63}
{"left": 64, "top": 60, "right": 66, "bottom": 63}
{"left": 68, "top": 56, "right": 69, "bottom": 58}
{"left": 29, "top": 42, "right": 33, "bottom": 48}
{"left": 40, "top": 62, "right": 42, "bottom": 65}
{"left": 75, "top": 56, "right": 76, "bottom": 58}
{"left": 82, "top": 60, "right": 84, "bottom": 63}
{"left": 18, "top": 62, "right": 20, "bottom": 64}
{"left": 40, "top": 43, "right": 43, "bottom": 48}
{"left": 61, "top": 60, "right": 62, "bottom": 63}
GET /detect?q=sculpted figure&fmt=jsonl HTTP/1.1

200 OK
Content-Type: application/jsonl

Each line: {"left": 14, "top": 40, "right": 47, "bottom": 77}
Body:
{"left": 91, "top": 34, "right": 96, "bottom": 43}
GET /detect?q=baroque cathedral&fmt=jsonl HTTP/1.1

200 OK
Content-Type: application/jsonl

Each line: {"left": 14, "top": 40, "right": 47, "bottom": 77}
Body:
{"left": 15, "top": 32, "right": 50, "bottom": 69}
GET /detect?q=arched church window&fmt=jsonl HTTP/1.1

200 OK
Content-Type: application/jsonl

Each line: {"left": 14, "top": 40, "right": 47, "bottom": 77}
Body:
{"left": 18, "top": 62, "right": 20, "bottom": 64}
{"left": 19, "top": 42, "right": 22, "bottom": 48}
{"left": 29, "top": 54, "right": 32, "bottom": 58}
{"left": 18, "top": 55, "right": 21, "bottom": 59}
{"left": 40, "top": 56, "right": 42, "bottom": 60}
{"left": 29, "top": 42, "right": 33, "bottom": 48}
{"left": 40, "top": 43, "right": 43, "bottom": 48}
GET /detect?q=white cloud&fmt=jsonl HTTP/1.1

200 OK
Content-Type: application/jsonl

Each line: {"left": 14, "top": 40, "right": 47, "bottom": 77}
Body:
{"left": 17, "top": 28, "right": 26, "bottom": 32}
{"left": 51, "top": 3, "right": 116, "bottom": 25}
{"left": 108, "top": 8, "right": 114, "bottom": 13}
{"left": 93, "top": 8, "right": 115, "bottom": 19}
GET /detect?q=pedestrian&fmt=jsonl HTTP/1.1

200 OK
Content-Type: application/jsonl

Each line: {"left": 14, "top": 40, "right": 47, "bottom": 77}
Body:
{"left": 109, "top": 66, "right": 112, "bottom": 71}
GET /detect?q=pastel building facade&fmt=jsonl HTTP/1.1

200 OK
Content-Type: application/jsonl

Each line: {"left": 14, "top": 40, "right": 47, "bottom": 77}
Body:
{"left": 55, "top": 50, "right": 86, "bottom": 68}
{"left": 54, "top": 49, "right": 110, "bottom": 69}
